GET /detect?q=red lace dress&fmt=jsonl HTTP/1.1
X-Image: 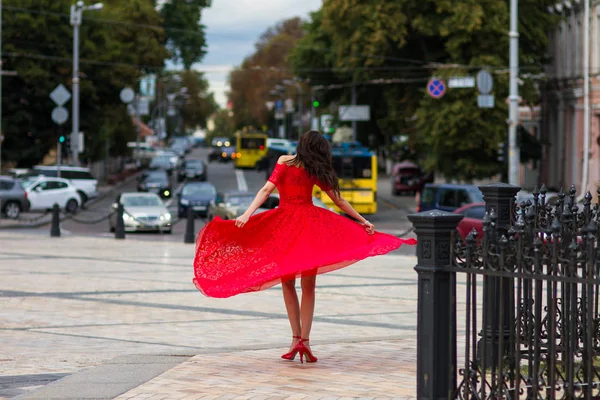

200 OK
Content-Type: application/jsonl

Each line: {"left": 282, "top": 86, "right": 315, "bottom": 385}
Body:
{"left": 193, "top": 163, "right": 416, "bottom": 298}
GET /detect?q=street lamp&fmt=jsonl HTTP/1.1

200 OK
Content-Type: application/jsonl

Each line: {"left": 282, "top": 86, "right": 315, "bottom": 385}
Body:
{"left": 70, "top": 1, "right": 103, "bottom": 166}
{"left": 283, "top": 79, "right": 303, "bottom": 138}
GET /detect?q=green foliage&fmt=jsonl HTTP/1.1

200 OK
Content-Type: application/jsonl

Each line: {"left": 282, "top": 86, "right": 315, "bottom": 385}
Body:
{"left": 160, "top": 0, "right": 209, "bottom": 69}
{"left": 208, "top": 109, "right": 235, "bottom": 141}
{"left": 288, "top": 0, "right": 560, "bottom": 180}
{"left": 2, "top": 0, "right": 167, "bottom": 167}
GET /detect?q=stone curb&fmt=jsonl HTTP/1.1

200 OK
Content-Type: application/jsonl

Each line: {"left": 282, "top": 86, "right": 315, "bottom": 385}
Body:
{"left": 0, "top": 171, "right": 142, "bottom": 230}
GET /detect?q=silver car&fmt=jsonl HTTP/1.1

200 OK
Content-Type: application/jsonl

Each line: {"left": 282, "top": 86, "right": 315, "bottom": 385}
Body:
{"left": 109, "top": 192, "right": 172, "bottom": 233}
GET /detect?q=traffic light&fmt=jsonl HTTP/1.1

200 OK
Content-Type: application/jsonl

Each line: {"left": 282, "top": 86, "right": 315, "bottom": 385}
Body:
{"left": 59, "top": 135, "right": 66, "bottom": 144}
{"left": 497, "top": 142, "right": 507, "bottom": 163}
{"left": 313, "top": 100, "right": 320, "bottom": 108}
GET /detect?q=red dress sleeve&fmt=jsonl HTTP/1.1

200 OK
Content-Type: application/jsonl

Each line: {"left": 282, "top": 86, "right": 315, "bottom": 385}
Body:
{"left": 268, "top": 163, "right": 285, "bottom": 186}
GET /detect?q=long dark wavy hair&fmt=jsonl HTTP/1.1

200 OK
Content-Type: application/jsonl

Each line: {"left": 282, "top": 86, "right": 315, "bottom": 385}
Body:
{"left": 288, "top": 130, "right": 340, "bottom": 196}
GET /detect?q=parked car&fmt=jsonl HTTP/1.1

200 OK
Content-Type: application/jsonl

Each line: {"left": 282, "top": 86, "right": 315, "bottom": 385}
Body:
{"left": 109, "top": 192, "right": 172, "bottom": 233}
{"left": 179, "top": 159, "right": 207, "bottom": 182}
{"left": 137, "top": 170, "right": 172, "bottom": 198}
{"left": 207, "top": 191, "right": 255, "bottom": 220}
{"left": 391, "top": 161, "right": 424, "bottom": 196}
{"left": 0, "top": 176, "right": 30, "bottom": 219}
{"left": 453, "top": 202, "right": 486, "bottom": 239}
{"left": 27, "top": 165, "right": 98, "bottom": 205}
{"left": 21, "top": 177, "right": 81, "bottom": 213}
{"left": 418, "top": 183, "right": 484, "bottom": 213}
{"left": 253, "top": 193, "right": 337, "bottom": 215}
{"left": 177, "top": 181, "right": 217, "bottom": 218}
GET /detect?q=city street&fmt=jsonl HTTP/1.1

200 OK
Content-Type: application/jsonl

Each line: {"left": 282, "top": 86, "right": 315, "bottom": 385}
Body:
{"left": 10, "top": 147, "right": 417, "bottom": 257}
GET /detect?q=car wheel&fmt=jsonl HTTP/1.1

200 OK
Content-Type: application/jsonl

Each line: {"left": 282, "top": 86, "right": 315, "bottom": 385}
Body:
{"left": 66, "top": 199, "right": 79, "bottom": 214}
{"left": 3, "top": 201, "right": 21, "bottom": 219}
{"left": 163, "top": 229, "right": 172, "bottom": 234}
{"left": 77, "top": 191, "right": 88, "bottom": 206}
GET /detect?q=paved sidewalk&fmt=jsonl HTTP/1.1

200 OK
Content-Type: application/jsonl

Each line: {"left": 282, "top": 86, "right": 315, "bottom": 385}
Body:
{"left": 1, "top": 231, "right": 419, "bottom": 399}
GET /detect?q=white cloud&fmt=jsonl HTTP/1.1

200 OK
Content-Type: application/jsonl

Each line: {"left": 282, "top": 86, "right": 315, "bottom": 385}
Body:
{"left": 199, "top": 0, "right": 322, "bottom": 108}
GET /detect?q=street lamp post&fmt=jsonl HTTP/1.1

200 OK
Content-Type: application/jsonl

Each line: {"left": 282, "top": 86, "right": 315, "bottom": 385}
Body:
{"left": 507, "top": 0, "right": 520, "bottom": 185}
{"left": 70, "top": 1, "right": 103, "bottom": 167}
{"left": 283, "top": 79, "right": 303, "bottom": 138}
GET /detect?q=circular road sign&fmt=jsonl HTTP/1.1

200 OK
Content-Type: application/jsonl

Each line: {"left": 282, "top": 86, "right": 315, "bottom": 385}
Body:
{"left": 120, "top": 87, "right": 135, "bottom": 104}
{"left": 51, "top": 106, "right": 68, "bottom": 125}
{"left": 427, "top": 78, "right": 446, "bottom": 99}
{"left": 476, "top": 70, "right": 493, "bottom": 94}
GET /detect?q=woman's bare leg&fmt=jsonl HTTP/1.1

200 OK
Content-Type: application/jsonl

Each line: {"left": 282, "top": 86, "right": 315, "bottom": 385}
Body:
{"left": 281, "top": 278, "right": 301, "bottom": 351}
{"left": 300, "top": 275, "right": 317, "bottom": 351}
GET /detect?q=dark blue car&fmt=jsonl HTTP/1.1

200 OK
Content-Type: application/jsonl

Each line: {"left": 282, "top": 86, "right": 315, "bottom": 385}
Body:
{"left": 418, "top": 183, "right": 484, "bottom": 213}
{"left": 178, "top": 181, "right": 217, "bottom": 218}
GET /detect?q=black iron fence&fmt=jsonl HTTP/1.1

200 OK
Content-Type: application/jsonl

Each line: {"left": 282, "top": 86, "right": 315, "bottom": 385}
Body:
{"left": 408, "top": 183, "right": 600, "bottom": 399}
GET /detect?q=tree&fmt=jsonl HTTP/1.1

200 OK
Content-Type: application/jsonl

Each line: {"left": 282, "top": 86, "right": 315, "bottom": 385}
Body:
{"left": 227, "top": 18, "right": 305, "bottom": 131}
{"left": 288, "top": 0, "right": 559, "bottom": 180}
{"left": 2, "top": 0, "right": 168, "bottom": 167}
{"left": 160, "top": 0, "right": 210, "bottom": 69}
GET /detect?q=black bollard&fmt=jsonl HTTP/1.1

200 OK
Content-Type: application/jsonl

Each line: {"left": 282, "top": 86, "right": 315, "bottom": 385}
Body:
{"left": 50, "top": 203, "right": 61, "bottom": 237}
{"left": 115, "top": 203, "right": 126, "bottom": 239}
{"left": 184, "top": 206, "right": 195, "bottom": 244}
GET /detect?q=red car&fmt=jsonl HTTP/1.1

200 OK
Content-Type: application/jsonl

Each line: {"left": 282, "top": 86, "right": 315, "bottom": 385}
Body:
{"left": 453, "top": 202, "right": 486, "bottom": 240}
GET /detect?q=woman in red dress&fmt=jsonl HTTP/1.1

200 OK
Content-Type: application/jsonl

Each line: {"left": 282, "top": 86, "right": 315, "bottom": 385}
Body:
{"left": 193, "top": 131, "right": 416, "bottom": 363}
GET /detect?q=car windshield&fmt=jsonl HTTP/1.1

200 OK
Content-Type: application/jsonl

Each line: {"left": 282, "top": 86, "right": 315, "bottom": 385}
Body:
{"left": 468, "top": 188, "right": 484, "bottom": 202}
{"left": 186, "top": 161, "right": 203, "bottom": 168}
{"left": 122, "top": 196, "right": 163, "bottom": 207}
{"left": 228, "top": 195, "right": 254, "bottom": 206}
{"left": 144, "top": 171, "right": 167, "bottom": 182}
{"left": 21, "top": 178, "right": 39, "bottom": 189}
{"left": 182, "top": 184, "right": 215, "bottom": 196}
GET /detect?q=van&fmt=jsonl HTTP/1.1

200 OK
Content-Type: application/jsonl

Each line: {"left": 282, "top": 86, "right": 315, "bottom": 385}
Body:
{"left": 418, "top": 183, "right": 484, "bottom": 212}
{"left": 29, "top": 166, "right": 98, "bottom": 205}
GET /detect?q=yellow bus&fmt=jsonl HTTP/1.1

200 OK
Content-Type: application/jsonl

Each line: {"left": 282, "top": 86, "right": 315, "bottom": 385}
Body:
{"left": 234, "top": 131, "right": 268, "bottom": 169}
{"left": 312, "top": 143, "right": 378, "bottom": 215}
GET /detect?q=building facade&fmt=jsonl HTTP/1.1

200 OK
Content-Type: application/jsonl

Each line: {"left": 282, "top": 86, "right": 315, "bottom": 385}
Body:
{"left": 542, "top": 1, "right": 600, "bottom": 194}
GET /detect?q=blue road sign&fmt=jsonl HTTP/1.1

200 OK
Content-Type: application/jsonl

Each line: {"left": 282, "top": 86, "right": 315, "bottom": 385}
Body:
{"left": 427, "top": 78, "right": 446, "bottom": 99}
{"left": 275, "top": 100, "right": 284, "bottom": 110}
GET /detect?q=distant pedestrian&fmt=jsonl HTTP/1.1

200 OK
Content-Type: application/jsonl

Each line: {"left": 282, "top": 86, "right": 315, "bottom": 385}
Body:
{"left": 192, "top": 130, "right": 416, "bottom": 363}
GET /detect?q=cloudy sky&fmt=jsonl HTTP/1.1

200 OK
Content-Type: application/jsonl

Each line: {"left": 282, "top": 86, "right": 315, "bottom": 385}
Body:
{"left": 192, "top": 0, "right": 322, "bottom": 107}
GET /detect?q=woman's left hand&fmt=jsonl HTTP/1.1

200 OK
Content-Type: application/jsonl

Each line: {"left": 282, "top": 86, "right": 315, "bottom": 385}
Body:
{"left": 235, "top": 213, "right": 250, "bottom": 228}
{"left": 362, "top": 220, "right": 375, "bottom": 235}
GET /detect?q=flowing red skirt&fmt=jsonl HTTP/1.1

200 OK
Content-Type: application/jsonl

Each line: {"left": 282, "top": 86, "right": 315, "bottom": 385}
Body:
{"left": 193, "top": 204, "right": 416, "bottom": 298}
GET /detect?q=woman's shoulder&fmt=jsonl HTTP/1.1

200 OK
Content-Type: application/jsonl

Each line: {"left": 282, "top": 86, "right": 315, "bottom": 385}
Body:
{"left": 277, "top": 155, "right": 295, "bottom": 165}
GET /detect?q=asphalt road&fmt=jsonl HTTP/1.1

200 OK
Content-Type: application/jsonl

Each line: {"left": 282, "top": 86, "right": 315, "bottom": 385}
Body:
{"left": 23, "top": 147, "right": 418, "bottom": 255}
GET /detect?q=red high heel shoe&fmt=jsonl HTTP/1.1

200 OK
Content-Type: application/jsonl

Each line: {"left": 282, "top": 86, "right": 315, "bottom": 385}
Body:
{"left": 281, "top": 336, "right": 301, "bottom": 360}
{"left": 294, "top": 338, "right": 318, "bottom": 364}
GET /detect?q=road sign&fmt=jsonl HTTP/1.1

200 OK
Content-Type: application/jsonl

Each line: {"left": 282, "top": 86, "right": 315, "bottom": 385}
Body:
{"left": 120, "top": 87, "right": 135, "bottom": 104}
{"left": 285, "top": 98, "right": 294, "bottom": 113}
{"left": 339, "top": 105, "right": 371, "bottom": 121}
{"left": 448, "top": 77, "right": 475, "bottom": 88}
{"left": 478, "top": 95, "right": 495, "bottom": 108}
{"left": 50, "top": 84, "right": 71, "bottom": 106}
{"left": 139, "top": 75, "right": 156, "bottom": 101}
{"left": 275, "top": 100, "right": 283, "bottom": 110}
{"left": 78, "top": 132, "right": 84, "bottom": 153}
{"left": 275, "top": 111, "right": 284, "bottom": 120}
{"left": 427, "top": 78, "right": 446, "bottom": 98}
{"left": 137, "top": 98, "right": 150, "bottom": 116}
{"left": 51, "top": 106, "right": 68, "bottom": 125}
{"left": 265, "top": 101, "right": 275, "bottom": 111}
{"left": 476, "top": 70, "right": 493, "bottom": 94}
{"left": 321, "top": 114, "right": 333, "bottom": 131}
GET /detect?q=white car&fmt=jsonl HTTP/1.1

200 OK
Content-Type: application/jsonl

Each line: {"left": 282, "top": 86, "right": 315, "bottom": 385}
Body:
{"left": 22, "top": 177, "right": 81, "bottom": 213}
{"left": 29, "top": 165, "right": 98, "bottom": 205}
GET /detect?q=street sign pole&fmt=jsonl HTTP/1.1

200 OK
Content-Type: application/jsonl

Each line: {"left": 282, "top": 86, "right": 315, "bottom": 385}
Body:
{"left": 57, "top": 126, "right": 62, "bottom": 178}
{"left": 508, "top": 0, "right": 520, "bottom": 185}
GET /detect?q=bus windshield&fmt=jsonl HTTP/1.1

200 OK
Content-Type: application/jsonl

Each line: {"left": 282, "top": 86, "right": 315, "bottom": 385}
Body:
{"left": 332, "top": 156, "right": 372, "bottom": 179}
{"left": 240, "top": 137, "right": 266, "bottom": 150}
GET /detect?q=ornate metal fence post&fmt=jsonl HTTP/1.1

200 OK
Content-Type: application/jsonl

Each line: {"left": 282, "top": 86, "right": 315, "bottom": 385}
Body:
{"left": 477, "top": 183, "right": 520, "bottom": 365}
{"left": 408, "top": 210, "right": 463, "bottom": 399}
